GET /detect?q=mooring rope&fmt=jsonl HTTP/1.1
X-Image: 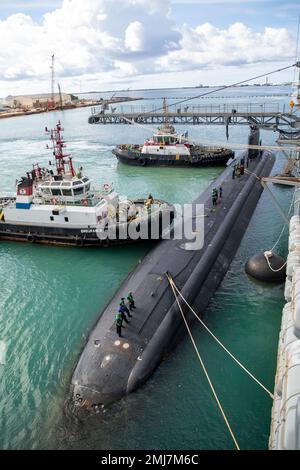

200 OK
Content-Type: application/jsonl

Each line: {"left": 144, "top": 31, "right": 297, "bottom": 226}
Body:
{"left": 244, "top": 168, "right": 261, "bottom": 181}
{"left": 270, "top": 190, "right": 295, "bottom": 252}
{"left": 264, "top": 254, "right": 287, "bottom": 273}
{"left": 166, "top": 273, "right": 274, "bottom": 399}
{"left": 166, "top": 274, "right": 240, "bottom": 450}
{"left": 240, "top": 168, "right": 290, "bottom": 272}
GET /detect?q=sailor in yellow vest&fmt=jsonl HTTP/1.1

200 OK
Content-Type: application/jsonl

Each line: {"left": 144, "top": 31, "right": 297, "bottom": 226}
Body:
{"left": 145, "top": 194, "right": 154, "bottom": 209}
{"left": 290, "top": 99, "right": 295, "bottom": 113}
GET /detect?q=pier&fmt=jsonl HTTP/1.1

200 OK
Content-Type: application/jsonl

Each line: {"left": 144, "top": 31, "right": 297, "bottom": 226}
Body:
{"left": 88, "top": 102, "right": 300, "bottom": 129}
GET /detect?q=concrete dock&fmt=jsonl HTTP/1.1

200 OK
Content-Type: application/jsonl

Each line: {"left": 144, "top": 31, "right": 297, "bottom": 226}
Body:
{"left": 269, "top": 166, "right": 300, "bottom": 450}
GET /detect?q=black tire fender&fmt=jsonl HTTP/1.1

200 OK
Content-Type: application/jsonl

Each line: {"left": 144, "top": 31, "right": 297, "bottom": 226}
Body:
{"left": 138, "top": 157, "right": 147, "bottom": 167}
{"left": 27, "top": 234, "right": 35, "bottom": 243}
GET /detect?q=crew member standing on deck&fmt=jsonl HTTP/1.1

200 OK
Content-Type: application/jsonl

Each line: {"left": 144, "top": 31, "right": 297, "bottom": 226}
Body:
{"left": 120, "top": 297, "right": 132, "bottom": 316}
{"left": 232, "top": 165, "right": 236, "bottom": 179}
{"left": 212, "top": 188, "right": 218, "bottom": 206}
{"left": 120, "top": 298, "right": 132, "bottom": 318}
{"left": 118, "top": 304, "right": 130, "bottom": 323}
{"left": 115, "top": 312, "right": 123, "bottom": 337}
{"left": 259, "top": 139, "right": 262, "bottom": 157}
{"left": 127, "top": 292, "right": 136, "bottom": 310}
{"left": 145, "top": 194, "right": 154, "bottom": 209}
{"left": 219, "top": 186, "right": 223, "bottom": 200}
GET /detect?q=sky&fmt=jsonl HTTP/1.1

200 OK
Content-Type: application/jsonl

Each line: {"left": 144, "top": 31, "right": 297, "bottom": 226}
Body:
{"left": 0, "top": 0, "right": 299, "bottom": 96}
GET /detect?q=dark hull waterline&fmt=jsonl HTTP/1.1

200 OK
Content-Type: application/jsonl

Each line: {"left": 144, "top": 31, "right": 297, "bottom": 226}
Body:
{"left": 113, "top": 148, "right": 234, "bottom": 167}
{"left": 0, "top": 226, "right": 152, "bottom": 247}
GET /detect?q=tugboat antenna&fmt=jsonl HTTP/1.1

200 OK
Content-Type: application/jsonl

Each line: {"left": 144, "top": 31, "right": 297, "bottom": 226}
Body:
{"left": 48, "top": 121, "right": 75, "bottom": 177}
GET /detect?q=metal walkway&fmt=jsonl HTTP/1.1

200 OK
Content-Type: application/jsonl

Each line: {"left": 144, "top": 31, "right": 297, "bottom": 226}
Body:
{"left": 89, "top": 103, "right": 300, "bottom": 128}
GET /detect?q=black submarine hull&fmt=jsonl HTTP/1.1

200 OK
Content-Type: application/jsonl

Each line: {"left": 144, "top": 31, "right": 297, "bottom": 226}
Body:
{"left": 71, "top": 149, "right": 274, "bottom": 410}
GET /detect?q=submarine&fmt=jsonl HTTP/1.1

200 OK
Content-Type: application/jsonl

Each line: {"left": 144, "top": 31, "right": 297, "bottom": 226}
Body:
{"left": 71, "top": 129, "right": 274, "bottom": 410}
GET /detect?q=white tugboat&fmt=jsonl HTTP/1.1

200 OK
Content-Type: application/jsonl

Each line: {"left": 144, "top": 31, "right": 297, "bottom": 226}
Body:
{"left": 0, "top": 122, "right": 174, "bottom": 247}
{"left": 112, "top": 99, "right": 234, "bottom": 167}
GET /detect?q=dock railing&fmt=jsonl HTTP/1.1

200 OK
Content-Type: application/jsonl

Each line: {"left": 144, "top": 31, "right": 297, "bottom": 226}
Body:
{"left": 91, "top": 102, "right": 285, "bottom": 116}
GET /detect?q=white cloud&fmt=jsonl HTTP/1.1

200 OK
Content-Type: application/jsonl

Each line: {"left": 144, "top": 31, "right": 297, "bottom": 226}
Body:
{"left": 0, "top": 0, "right": 178, "bottom": 81}
{"left": 0, "top": 0, "right": 296, "bottom": 95}
{"left": 157, "top": 22, "right": 295, "bottom": 72}
{"left": 125, "top": 21, "right": 145, "bottom": 52}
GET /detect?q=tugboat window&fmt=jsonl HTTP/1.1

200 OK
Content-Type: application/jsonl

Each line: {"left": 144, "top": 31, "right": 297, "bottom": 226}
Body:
{"left": 51, "top": 188, "right": 61, "bottom": 196}
{"left": 62, "top": 189, "right": 72, "bottom": 196}
{"left": 50, "top": 216, "right": 54, "bottom": 221}
{"left": 64, "top": 217, "right": 69, "bottom": 222}
{"left": 73, "top": 187, "right": 84, "bottom": 195}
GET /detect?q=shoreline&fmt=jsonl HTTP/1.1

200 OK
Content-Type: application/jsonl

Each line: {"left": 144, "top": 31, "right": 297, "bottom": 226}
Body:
{"left": 77, "top": 83, "right": 291, "bottom": 95}
{"left": 0, "top": 97, "right": 142, "bottom": 120}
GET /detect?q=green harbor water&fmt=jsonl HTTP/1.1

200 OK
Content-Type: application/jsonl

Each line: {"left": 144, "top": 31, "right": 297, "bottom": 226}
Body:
{"left": 0, "top": 86, "right": 292, "bottom": 449}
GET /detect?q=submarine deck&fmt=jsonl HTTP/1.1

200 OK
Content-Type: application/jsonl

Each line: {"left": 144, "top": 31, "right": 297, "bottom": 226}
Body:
{"left": 72, "top": 151, "right": 274, "bottom": 409}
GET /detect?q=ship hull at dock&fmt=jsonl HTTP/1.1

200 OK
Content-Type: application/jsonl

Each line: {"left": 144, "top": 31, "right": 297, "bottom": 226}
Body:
{"left": 112, "top": 147, "right": 234, "bottom": 167}
{"left": 0, "top": 200, "right": 174, "bottom": 247}
{"left": 71, "top": 148, "right": 275, "bottom": 411}
{"left": 0, "top": 223, "right": 146, "bottom": 247}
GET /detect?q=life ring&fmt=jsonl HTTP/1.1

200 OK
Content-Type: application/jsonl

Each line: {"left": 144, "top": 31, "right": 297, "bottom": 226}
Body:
{"left": 27, "top": 234, "right": 35, "bottom": 243}
{"left": 81, "top": 199, "right": 88, "bottom": 206}
{"left": 138, "top": 158, "right": 146, "bottom": 166}
{"left": 51, "top": 197, "right": 58, "bottom": 205}
{"left": 103, "top": 183, "right": 110, "bottom": 191}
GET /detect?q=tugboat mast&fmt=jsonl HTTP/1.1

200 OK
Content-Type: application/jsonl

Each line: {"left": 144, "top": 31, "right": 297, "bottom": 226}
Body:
{"left": 47, "top": 121, "right": 75, "bottom": 177}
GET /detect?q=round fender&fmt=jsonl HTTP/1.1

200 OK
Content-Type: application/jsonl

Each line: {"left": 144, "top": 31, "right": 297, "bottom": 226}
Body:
{"left": 138, "top": 158, "right": 147, "bottom": 166}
